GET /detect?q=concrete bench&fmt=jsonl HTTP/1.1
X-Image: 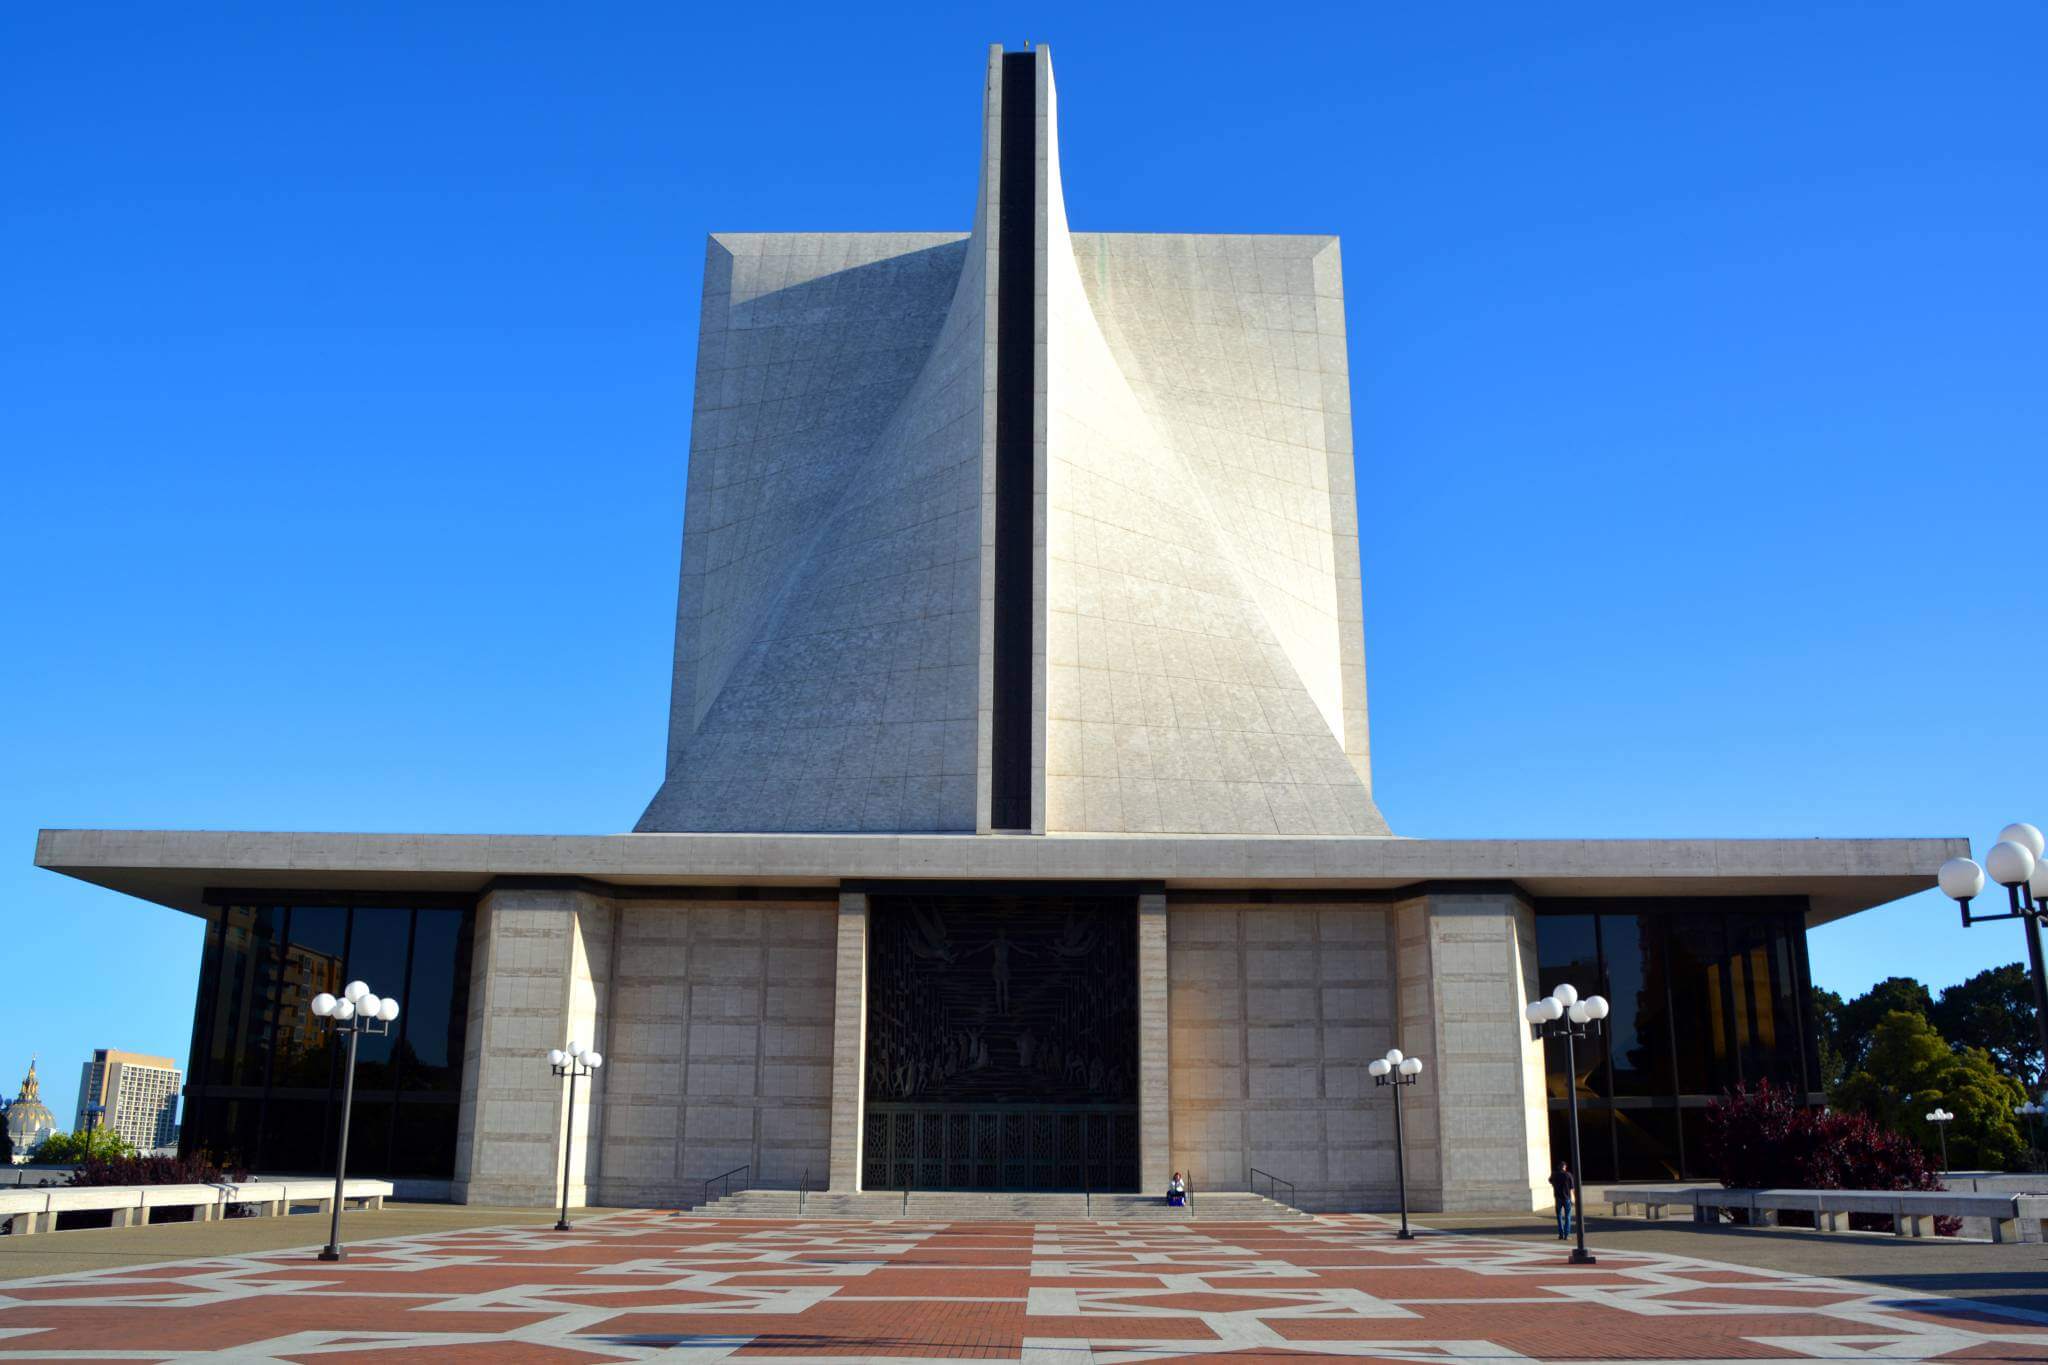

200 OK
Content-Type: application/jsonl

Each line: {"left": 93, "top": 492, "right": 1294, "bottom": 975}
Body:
{"left": 1600, "top": 1185, "right": 2026, "bottom": 1244}
{"left": 0, "top": 1179, "right": 393, "bottom": 1236}
{"left": 1598, "top": 1186, "right": 1710, "bottom": 1220}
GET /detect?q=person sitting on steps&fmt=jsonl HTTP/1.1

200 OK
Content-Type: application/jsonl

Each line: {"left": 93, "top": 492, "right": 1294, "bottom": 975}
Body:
{"left": 1166, "top": 1171, "right": 1188, "bottom": 1207}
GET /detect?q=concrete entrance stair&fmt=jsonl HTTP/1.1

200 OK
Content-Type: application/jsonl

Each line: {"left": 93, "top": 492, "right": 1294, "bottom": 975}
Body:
{"left": 684, "top": 1189, "right": 1313, "bottom": 1222}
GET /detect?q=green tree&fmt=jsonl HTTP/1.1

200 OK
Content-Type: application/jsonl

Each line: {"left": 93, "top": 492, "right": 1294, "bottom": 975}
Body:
{"left": 1930, "top": 963, "right": 2042, "bottom": 1093}
{"left": 1833, "top": 977, "right": 1933, "bottom": 1077}
{"left": 31, "top": 1128, "right": 135, "bottom": 1165}
{"left": 1834, "top": 1011, "right": 2028, "bottom": 1171}
{"left": 1810, "top": 986, "right": 1848, "bottom": 1092}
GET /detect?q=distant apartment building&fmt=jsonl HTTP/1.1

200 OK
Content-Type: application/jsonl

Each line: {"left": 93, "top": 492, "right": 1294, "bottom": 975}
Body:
{"left": 76, "top": 1049, "right": 181, "bottom": 1152}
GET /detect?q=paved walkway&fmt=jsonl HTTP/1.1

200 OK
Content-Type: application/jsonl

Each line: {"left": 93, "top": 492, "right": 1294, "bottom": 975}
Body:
{"left": 1420, "top": 1211, "right": 2048, "bottom": 1318}
{"left": 2, "top": 1211, "right": 2045, "bottom": 1361}
{"left": 0, "top": 1202, "right": 572, "bottom": 1281}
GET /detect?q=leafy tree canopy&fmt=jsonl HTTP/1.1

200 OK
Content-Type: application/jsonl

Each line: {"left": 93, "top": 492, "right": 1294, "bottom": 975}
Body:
{"left": 1930, "top": 963, "right": 2042, "bottom": 1093}
{"left": 1832, "top": 1010, "right": 2028, "bottom": 1171}
{"left": 31, "top": 1127, "right": 136, "bottom": 1165}
{"left": 1831, "top": 977, "right": 1934, "bottom": 1075}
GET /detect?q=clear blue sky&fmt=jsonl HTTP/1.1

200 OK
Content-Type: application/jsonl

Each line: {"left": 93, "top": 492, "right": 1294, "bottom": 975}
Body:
{"left": 5, "top": 4, "right": 2045, "bottom": 1129}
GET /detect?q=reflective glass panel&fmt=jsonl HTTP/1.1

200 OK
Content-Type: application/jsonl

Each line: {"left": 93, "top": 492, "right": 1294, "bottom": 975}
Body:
{"left": 393, "top": 1099, "right": 460, "bottom": 1177}
{"left": 182, "top": 897, "right": 475, "bottom": 1180}
{"left": 1536, "top": 914, "right": 1602, "bottom": 1099}
{"left": 273, "top": 906, "right": 346, "bottom": 1091}
{"left": 1547, "top": 1105, "right": 1614, "bottom": 1185}
{"left": 345, "top": 906, "right": 412, "bottom": 1089}
{"left": 205, "top": 907, "right": 284, "bottom": 1088}
{"left": 1613, "top": 1106, "right": 1681, "bottom": 1180}
{"left": 260, "top": 1096, "right": 330, "bottom": 1174}
{"left": 1602, "top": 914, "right": 1674, "bottom": 1097}
{"left": 1665, "top": 917, "right": 1735, "bottom": 1095}
{"left": 401, "top": 910, "right": 470, "bottom": 1094}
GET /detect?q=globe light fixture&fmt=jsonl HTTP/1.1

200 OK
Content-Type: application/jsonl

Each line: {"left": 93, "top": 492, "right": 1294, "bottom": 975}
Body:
{"left": 1934, "top": 825, "right": 2048, "bottom": 1106}
{"left": 547, "top": 1042, "right": 605, "bottom": 1231}
{"left": 306, "top": 978, "right": 399, "bottom": 1262}
{"left": 1526, "top": 982, "right": 1607, "bottom": 1266}
{"left": 1924, "top": 1106, "right": 1955, "bottom": 1171}
{"left": 1371, "top": 1047, "right": 1424, "bottom": 1240}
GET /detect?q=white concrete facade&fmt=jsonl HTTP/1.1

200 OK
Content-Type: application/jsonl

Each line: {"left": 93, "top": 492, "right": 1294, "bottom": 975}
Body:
{"left": 638, "top": 44, "right": 1386, "bottom": 838}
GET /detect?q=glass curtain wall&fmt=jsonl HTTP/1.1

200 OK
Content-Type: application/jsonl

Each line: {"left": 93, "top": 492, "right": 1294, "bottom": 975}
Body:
{"left": 1534, "top": 899, "right": 1815, "bottom": 1182}
{"left": 181, "top": 895, "right": 474, "bottom": 1179}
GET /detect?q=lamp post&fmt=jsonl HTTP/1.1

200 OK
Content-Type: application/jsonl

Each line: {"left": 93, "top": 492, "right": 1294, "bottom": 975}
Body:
{"left": 1925, "top": 1107, "right": 1953, "bottom": 1171}
{"left": 1937, "top": 823, "right": 2048, "bottom": 1097}
{"left": 546, "top": 1042, "right": 603, "bottom": 1231}
{"left": 1368, "top": 1048, "right": 1423, "bottom": 1240}
{"left": 308, "top": 980, "right": 400, "bottom": 1262}
{"left": 1526, "top": 982, "right": 1609, "bottom": 1266}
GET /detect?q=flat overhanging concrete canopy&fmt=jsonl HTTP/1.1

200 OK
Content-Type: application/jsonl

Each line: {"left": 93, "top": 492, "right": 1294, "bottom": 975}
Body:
{"left": 35, "top": 828, "right": 1962, "bottom": 928}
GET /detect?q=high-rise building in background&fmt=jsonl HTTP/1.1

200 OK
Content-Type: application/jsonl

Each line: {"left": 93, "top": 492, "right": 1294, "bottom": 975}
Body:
{"left": 75, "top": 1049, "right": 181, "bottom": 1152}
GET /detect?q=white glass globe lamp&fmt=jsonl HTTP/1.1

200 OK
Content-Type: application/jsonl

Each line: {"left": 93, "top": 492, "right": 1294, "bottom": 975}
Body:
{"left": 1996, "top": 822, "right": 2045, "bottom": 859}
{"left": 1986, "top": 840, "right": 2036, "bottom": 888}
{"left": 1938, "top": 857, "right": 1986, "bottom": 902}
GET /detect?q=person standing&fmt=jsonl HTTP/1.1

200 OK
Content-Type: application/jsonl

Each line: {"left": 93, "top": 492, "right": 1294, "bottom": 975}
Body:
{"left": 1549, "top": 1161, "right": 1576, "bottom": 1239}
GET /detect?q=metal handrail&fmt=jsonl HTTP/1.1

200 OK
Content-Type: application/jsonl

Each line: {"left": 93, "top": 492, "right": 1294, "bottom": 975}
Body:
{"left": 798, "top": 1166, "right": 809, "bottom": 1216}
{"left": 703, "top": 1164, "right": 750, "bottom": 1207}
{"left": 1248, "top": 1167, "right": 1296, "bottom": 1208}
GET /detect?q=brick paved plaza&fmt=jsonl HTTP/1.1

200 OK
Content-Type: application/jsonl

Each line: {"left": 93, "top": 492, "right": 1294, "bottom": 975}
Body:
{"left": 3, "top": 1211, "right": 2046, "bottom": 1362}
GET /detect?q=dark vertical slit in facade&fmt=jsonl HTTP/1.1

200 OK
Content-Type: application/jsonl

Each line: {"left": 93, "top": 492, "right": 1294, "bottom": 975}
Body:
{"left": 991, "top": 51, "right": 1036, "bottom": 831}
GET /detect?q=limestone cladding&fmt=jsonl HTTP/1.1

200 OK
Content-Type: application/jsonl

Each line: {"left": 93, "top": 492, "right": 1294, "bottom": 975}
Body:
{"left": 594, "top": 899, "right": 837, "bottom": 1207}
{"left": 1394, "top": 890, "right": 1552, "bottom": 1213}
{"left": 454, "top": 887, "right": 614, "bottom": 1208}
{"left": 1041, "top": 50, "right": 1387, "bottom": 837}
{"left": 1165, "top": 902, "right": 1400, "bottom": 1213}
{"left": 826, "top": 891, "right": 869, "bottom": 1192}
{"left": 638, "top": 227, "right": 988, "bottom": 834}
{"left": 638, "top": 45, "right": 1388, "bottom": 837}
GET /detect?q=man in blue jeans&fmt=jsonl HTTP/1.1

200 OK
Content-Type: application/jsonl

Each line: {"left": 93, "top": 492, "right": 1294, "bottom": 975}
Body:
{"left": 1549, "top": 1161, "right": 1576, "bottom": 1239}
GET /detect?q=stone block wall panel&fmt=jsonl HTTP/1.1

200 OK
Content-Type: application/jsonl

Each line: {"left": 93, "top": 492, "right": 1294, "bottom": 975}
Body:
{"left": 1165, "top": 901, "right": 1397, "bottom": 1211}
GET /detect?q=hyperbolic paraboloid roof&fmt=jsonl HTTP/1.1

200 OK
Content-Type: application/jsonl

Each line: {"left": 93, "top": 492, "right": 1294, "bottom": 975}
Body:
{"left": 640, "top": 46, "right": 1388, "bottom": 838}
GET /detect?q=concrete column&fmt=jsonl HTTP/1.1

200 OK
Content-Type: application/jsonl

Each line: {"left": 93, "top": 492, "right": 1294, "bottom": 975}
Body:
{"left": 1137, "top": 891, "right": 1171, "bottom": 1192}
{"left": 827, "top": 890, "right": 869, "bottom": 1192}
{"left": 1395, "top": 888, "right": 1551, "bottom": 1212}
{"left": 452, "top": 885, "right": 615, "bottom": 1207}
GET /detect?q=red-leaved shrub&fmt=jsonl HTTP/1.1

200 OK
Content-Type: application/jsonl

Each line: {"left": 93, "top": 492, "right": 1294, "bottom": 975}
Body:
{"left": 1701, "top": 1081, "right": 1953, "bottom": 1235}
{"left": 69, "top": 1152, "right": 248, "bottom": 1187}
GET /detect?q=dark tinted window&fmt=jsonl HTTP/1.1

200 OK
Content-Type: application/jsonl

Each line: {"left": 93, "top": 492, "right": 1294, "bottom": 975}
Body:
{"left": 1603, "top": 915, "right": 1673, "bottom": 1097}
{"left": 1537, "top": 899, "right": 1814, "bottom": 1179}
{"left": 345, "top": 906, "right": 412, "bottom": 1088}
{"left": 182, "top": 899, "right": 474, "bottom": 1179}
{"left": 1613, "top": 1106, "right": 1681, "bottom": 1181}
{"left": 1666, "top": 917, "right": 1735, "bottom": 1094}
{"left": 1535, "top": 914, "right": 1602, "bottom": 1100}
{"left": 400, "top": 909, "right": 471, "bottom": 1094}
{"left": 274, "top": 906, "right": 345, "bottom": 1089}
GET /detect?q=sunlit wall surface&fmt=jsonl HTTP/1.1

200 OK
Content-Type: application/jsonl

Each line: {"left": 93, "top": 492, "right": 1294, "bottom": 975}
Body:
{"left": 1535, "top": 899, "right": 1817, "bottom": 1182}
{"left": 181, "top": 898, "right": 474, "bottom": 1178}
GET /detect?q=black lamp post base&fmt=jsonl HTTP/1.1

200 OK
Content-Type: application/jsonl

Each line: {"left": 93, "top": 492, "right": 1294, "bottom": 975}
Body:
{"left": 318, "top": 1246, "right": 345, "bottom": 1263}
{"left": 554, "top": 1220, "right": 573, "bottom": 1231}
{"left": 1395, "top": 1229, "right": 1415, "bottom": 1240}
{"left": 1569, "top": 1248, "right": 1597, "bottom": 1265}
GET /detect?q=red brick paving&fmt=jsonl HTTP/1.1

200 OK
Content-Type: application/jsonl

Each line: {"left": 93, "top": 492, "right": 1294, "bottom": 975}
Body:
{"left": 0, "top": 1212, "right": 2043, "bottom": 1361}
